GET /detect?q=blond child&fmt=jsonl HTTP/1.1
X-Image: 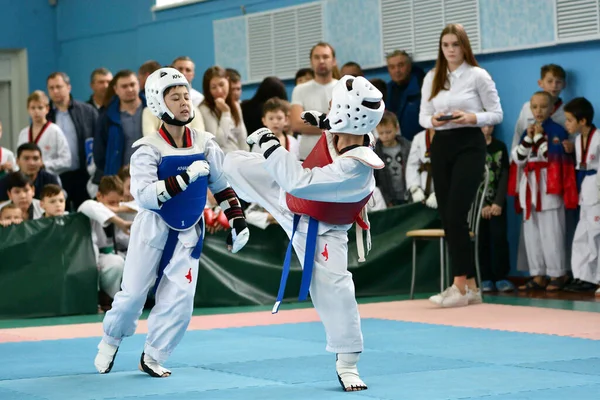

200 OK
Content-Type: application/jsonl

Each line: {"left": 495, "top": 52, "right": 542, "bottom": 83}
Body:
{"left": 374, "top": 111, "right": 412, "bottom": 207}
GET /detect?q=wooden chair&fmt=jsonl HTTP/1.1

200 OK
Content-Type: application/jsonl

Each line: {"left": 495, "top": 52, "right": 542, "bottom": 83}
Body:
{"left": 407, "top": 165, "right": 490, "bottom": 299}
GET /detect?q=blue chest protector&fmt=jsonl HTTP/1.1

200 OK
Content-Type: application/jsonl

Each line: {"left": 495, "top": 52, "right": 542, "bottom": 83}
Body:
{"left": 156, "top": 152, "right": 208, "bottom": 230}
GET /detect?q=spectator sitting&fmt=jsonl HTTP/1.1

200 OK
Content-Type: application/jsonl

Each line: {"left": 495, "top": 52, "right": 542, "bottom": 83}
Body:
{"left": 241, "top": 76, "right": 288, "bottom": 134}
{"left": 0, "top": 203, "right": 23, "bottom": 227}
{"left": 374, "top": 111, "right": 412, "bottom": 207}
{"left": 18, "top": 90, "right": 71, "bottom": 176}
{"left": 385, "top": 50, "right": 425, "bottom": 141}
{"left": 40, "top": 183, "right": 67, "bottom": 218}
{"left": 0, "top": 120, "right": 17, "bottom": 179}
{"left": 115, "top": 164, "right": 137, "bottom": 254}
{"left": 252, "top": 97, "right": 299, "bottom": 158}
{"left": 78, "top": 176, "right": 131, "bottom": 300}
{"left": 405, "top": 128, "right": 436, "bottom": 207}
{"left": 0, "top": 143, "right": 61, "bottom": 201}
{"left": 226, "top": 68, "right": 243, "bottom": 103}
{"left": 340, "top": 61, "right": 364, "bottom": 77}
{"left": 199, "top": 66, "right": 249, "bottom": 153}
{"left": 0, "top": 171, "right": 44, "bottom": 220}
{"left": 295, "top": 68, "right": 314, "bottom": 85}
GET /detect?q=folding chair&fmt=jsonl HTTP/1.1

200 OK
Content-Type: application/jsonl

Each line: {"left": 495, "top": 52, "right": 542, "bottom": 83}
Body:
{"left": 407, "top": 165, "right": 490, "bottom": 299}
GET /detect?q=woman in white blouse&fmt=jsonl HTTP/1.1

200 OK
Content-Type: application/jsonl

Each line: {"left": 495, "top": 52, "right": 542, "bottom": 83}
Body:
{"left": 419, "top": 23, "right": 503, "bottom": 308}
{"left": 198, "top": 66, "right": 249, "bottom": 153}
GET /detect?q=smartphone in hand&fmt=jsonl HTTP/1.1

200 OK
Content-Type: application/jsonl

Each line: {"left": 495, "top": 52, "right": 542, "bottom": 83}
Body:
{"left": 436, "top": 114, "right": 459, "bottom": 121}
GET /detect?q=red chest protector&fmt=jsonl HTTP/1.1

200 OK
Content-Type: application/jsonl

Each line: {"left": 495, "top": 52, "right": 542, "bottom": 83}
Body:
{"left": 285, "top": 133, "right": 371, "bottom": 226}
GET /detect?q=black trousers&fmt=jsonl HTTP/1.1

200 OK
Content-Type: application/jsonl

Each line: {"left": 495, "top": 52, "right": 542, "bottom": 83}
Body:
{"left": 430, "top": 127, "right": 486, "bottom": 278}
{"left": 478, "top": 211, "right": 510, "bottom": 281}
{"left": 60, "top": 169, "right": 91, "bottom": 212}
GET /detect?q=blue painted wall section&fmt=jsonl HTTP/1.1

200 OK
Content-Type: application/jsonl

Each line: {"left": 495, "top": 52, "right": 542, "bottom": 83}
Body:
{"left": 323, "top": 0, "right": 383, "bottom": 67}
{"left": 479, "top": 0, "right": 556, "bottom": 50}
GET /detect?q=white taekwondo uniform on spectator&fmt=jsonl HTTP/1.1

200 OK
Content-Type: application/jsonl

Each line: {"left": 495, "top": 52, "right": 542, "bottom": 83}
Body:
{"left": 17, "top": 122, "right": 72, "bottom": 175}
{"left": 572, "top": 127, "right": 600, "bottom": 284}
{"left": 78, "top": 199, "right": 125, "bottom": 298}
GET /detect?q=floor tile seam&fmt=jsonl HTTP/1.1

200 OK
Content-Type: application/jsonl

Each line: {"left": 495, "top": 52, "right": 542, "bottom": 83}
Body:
{"left": 511, "top": 363, "right": 600, "bottom": 377}
{"left": 193, "top": 364, "right": 331, "bottom": 385}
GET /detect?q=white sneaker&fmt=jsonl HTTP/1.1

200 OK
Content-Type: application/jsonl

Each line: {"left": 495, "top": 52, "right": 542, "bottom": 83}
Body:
{"left": 467, "top": 287, "right": 483, "bottom": 305}
{"left": 429, "top": 284, "right": 468, "bottom": 308}
{"left": 94, "top": 340, "right": 119, "bottom": 374}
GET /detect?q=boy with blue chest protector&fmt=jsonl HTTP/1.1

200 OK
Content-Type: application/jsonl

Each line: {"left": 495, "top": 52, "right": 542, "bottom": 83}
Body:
{"left": 94, "top": 68, "right": 249, "bottom": 377}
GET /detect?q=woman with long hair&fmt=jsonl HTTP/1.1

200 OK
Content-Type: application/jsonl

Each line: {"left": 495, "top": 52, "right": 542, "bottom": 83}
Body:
{"left": 419, "top": 23, "right": 503, "bottom": 308}
{"left": 198, "top": 66, "right": 248, "bottom": 153}
{"left": 240, "top": 76, "right": 287, "bottom": 134}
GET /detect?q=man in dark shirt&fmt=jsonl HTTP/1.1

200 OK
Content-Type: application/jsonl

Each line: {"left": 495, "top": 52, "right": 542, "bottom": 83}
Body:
{"left": 478, "top": 125, "right": 514, "bottom": 293}
{"left": 0, "top": 143, "right": 61, "bottom": 201}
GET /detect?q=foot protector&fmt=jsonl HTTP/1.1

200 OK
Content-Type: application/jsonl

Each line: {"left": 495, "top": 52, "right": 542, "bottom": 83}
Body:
{"left": 94, "top": 340, "right": 119, "bottom": 374}
{"left": 139, "top": 352, "right": 171, "bottom": 378}
{"left": 336, "top": 353, "right": 367, "bottom": 392}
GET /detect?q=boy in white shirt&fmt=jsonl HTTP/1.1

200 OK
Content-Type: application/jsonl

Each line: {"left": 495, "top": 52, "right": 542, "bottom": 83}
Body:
{"left": 562, "top": 98, "right": 600, "bottom": 293}
{"left": 78, "top": 176, "right": 131, "bottom": 300}
{"left": 17, "top": 90, "right": 71, "bottom": 175}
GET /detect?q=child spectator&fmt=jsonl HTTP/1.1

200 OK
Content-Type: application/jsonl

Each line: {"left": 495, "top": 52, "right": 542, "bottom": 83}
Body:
{"left": 0, "top": 203, "right": 23, "bottom": 227}
{"left": 0, "top": 171, "right": 44, "bottom": 220}
{"left": 512, "top": 64, "right": 567, "bottom": 151}
{"left": 562, "top": 97, "right": 600, "bottom": 293}
{"left": 479, "top": 125, "right": 514, "bottom": 292}
{"left": 17, "top": 90, "right": 71, "bottom": 175}
{"left": 509, "top": 91, "right": 577, "bottom": 292}
{"left": 115, "top": 164, "right": 137, "bottom": 254}
{"left": 0, "top": 120, "right": 17, "bottom": 179}
{"left": 374, "top": 111, "right": 412, "bottom": 206}
{"left": 78, "top": 176, "right": 131, "bottom": 300}
{"left": 253, "top": 98, "right": 299, "bottom": 159}
{"left": 295, "top": 68, "right": 314, "bottom": 86}
{"left": 406, "top": 128, "right": 436, "bottom": 207}
{"left": 40, "top": 184, "right": 67, "bottom": 217}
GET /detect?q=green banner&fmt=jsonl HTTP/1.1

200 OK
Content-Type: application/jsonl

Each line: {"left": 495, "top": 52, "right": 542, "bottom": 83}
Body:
{"left": 0, "top": 213, "right": 98, "bottom": 318}
{"left": 0, "top": 203, "right": 443, "bottom": 318}
{"left": 195, "top": 203, "right": 443, "bottom": 307}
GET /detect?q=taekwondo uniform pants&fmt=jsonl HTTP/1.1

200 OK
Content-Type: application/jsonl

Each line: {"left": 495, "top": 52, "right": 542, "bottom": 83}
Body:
{"left": 571, "top": 203, "right": 600, "bottom": 284}
{"left": 101, "top": 211, "right": 201, "bottom": 363}
{"left": 523, "top": 207, "right": 567, "bottom": 278}
{"left": 224, "top": 151, "right": 364, "bottom": 354}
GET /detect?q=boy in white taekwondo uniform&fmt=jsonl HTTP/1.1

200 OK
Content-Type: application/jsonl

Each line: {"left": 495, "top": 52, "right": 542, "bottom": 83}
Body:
{"left": 406, "top": 128, "right": 436, "bottom": 207}
{"left": 564, "top": 98, "right": 600, "bottom": 292}
{"left": 223, "top": 76, "right": 385, "bottom": 392}
{"left": 94, "top": 68, "right": 250, "bottom": 377}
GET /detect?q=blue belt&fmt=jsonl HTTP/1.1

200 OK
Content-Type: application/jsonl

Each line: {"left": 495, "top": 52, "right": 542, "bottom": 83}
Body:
{"left": 153, "top": 226, "right": 204, "bottom": 294}
{"left": 576, "top": 169, "right": 597, "bottom": 194}
{"left": 272, "top": 214, "right": 319, "bottom": 314}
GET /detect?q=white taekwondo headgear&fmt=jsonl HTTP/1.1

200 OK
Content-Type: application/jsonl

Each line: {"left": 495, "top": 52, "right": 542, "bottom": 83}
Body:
{"left": 326, "top": 75, "right": 385, "bottom": 135}
{"left": 145, "top": 67, "right": 194, "bottom": 127}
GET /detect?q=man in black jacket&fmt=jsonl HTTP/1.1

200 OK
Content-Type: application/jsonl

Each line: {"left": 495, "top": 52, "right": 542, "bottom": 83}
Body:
{"left": 47, "top": 71, "right": 98, "bottom": 211}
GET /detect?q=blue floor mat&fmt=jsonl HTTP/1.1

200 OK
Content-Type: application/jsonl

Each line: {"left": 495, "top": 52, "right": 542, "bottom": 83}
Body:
{"left": 0, "top": 318, "right": 599, "bottom": 400}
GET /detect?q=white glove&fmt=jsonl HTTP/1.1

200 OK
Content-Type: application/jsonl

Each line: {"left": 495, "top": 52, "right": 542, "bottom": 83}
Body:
{"left": 425, "top": 192, "right": 438, "bottom": 209}
{"left": 301, "top": 111, "right": 330, "bottom": 129}
{"left": 246, "top": 128, "right": 280, "bottom": 155}
{"left": 411, "top": 186, "right": 425, "bottom": 203}
{"left": 186, "top": 160, "right": 210, "bottom": 183}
